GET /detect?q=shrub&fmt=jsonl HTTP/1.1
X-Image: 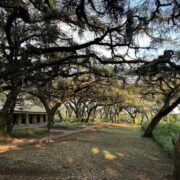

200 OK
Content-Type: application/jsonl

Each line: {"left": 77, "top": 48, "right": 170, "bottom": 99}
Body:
{"left": 141, "top": 121, "right": 180, "bottom": 158}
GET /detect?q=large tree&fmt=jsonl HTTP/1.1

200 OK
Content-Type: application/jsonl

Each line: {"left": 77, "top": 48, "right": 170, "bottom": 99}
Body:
{"left": 137, "top": 53, "right": 180, "bottom": 137}
{"left": 0, "top": 0, "right": 179, "bottom": 135}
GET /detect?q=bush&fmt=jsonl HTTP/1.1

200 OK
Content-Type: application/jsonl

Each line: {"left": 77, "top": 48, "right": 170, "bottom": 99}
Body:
{"left": 141, "top": 121, "right": 180, "bottom": 158}
{"left": 141, "top": 121, "right": 150, "bottom": 131}
{"left": 172, "top": 114, "right": 180, "bottom": 121}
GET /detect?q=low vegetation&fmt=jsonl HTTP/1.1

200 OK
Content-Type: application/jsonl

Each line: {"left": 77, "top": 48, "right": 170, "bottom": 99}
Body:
{"left": 10, "top": 128, "right": 47, "bottom": 138}
{"left": 0, "top": 125, "right": 173, "bottom": 179}
{"left": 53, "top": 122, "right": 96, "bottom": 130}
{"left": 142, "top": 121, "right": 180, "bottom": 158}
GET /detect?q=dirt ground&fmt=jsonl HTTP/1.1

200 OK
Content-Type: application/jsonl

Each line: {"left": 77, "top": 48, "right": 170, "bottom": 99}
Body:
{"left": 0, "top": 124, "right": 175, "bottom": 180}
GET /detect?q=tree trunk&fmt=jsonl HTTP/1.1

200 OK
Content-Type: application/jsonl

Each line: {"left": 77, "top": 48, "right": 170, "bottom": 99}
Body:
{"left": 174, "top": 135, "right": 180, "bottom": 180}
{"left": 5, "top": 113, "right": 14, "bottom": 135}
{"left": 2, "top": 88, "right": 18, "bottom": 135}
{"left": 0, "top": 114, "right": 6, "bottom": 132}
{"left": 57, "top": 111, "right": 63, "bottom": 122}
{"left": 46, "top": 104, "right": 61, "bottom": 132}
{"left": 84, "top": 106, "right": 97, "bottom": 123}
{"left": 75, "top": 109, "right": 81, "bottom": 122}
{"left": 141, "top": 113, "right": 148, "bottom": 124}
{"left": 47, "top": 112, "right": 55, "bottom": 132}
{"left": 175, "top": 135, "right": 180, "bottom": 180}
{"left": 38, "top": 95, "right": 61, "bottom": 132}
{"left": 124, "top": 109, "right": 137, "bottom": 124}
{"left": 143, "top": 97, "right": 180, "bottom": 138}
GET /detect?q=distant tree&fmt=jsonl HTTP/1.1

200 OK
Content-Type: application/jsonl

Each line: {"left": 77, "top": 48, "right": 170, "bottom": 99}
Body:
{"left": 65, "top": 76, "right": 125, "bottom": 122}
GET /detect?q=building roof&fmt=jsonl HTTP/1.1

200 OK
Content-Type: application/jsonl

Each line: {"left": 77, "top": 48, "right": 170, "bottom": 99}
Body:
{"left": 0, "top": 104, "right": 47, "bottom": 114}
{"left": 14, "top": 105, "right": 47, "bottom": 114}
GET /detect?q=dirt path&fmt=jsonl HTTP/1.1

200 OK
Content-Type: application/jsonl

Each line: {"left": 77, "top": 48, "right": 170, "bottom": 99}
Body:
{"left": 0, "top": 124, "right": 174, "bottom": 180}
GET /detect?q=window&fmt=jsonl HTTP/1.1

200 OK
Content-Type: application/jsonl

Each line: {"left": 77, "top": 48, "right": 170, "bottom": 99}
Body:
{"left": 21, "top": 114, "right": 26, "bottom": 124}
{"left": 43, "top": 115, "right": 46, "bottom": 123}
{"left": 29, "top": 115, "right": 33, "bottom": 124}
{"left": 13, "top": 114, "right": 18, "bottom": 125}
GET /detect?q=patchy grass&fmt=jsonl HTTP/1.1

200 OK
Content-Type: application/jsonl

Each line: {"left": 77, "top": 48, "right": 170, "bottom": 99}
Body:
{"left": 11, "top": 127, "right": 48, "bottom": 138}
{"left": 142, "top": 121, "right": 180, "bottom": 158}
{"left": 0, "top": 125, "right": 174, "bottom": 179}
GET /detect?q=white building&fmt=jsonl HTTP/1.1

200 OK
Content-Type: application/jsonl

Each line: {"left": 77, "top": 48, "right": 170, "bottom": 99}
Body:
{"left": 0, "top": 105, "right": 48, "bottom": 127}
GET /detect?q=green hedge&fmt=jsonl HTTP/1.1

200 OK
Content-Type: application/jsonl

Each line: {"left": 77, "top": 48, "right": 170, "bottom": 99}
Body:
{"left": 142, "top": 121, "right": 180, "bottom": 158}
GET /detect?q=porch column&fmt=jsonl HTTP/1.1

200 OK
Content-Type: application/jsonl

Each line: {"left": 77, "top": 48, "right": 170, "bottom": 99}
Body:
{"left": 33, "top": 115, "right": 37, "bottom": 124}
{"left": 40, "top": 115, "right": 43, "bottom": 124}
{"left": 18, "top": 114, "right": 22, "bottom": 125}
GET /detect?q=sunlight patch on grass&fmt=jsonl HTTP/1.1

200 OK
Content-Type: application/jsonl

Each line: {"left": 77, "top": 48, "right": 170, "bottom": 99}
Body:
{"left": 62, "top": 141, "right": 69, "bottom": 144}
{"left": 103, "top": 150, "right": 116, "bottom": 160}
{"left": 91, "top": 147, "right": 100, "bottom": 154}
{"left": 137, "top": 174, "right": 150, "bottom": 180}
{"left": 66, "top": 156, "right": 74, "bottom": 163}
{"left": 0, "top": 136, "right": 25, "bottom": 144}
{"left": 0, "top": 145, "right": 20, "bottom": 153}
{"left": 35, "top": 144, "right": 45, "bottom": 149}
{"left": 147, "top": 155, "right": 159, "bottom": 161}
{"left": 116, "top": 151, "right": 124, "bottom": 157}
{"left": 111, "top": 123, "right": 139, "bottom": 128}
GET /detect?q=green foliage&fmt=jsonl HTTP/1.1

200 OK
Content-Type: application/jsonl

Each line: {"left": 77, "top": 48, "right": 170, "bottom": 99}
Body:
{"left": 55, "top": 116, "right": 79, "bottom": 123}
{"left": 0, "top": 93, "right": 5, "bottom": 103}
{"left": 172, "top": 114, "right": 180, "bottom": 121}
{"left": 141, "top": 121, "right": 149, "bottom": 131}
{"left": 49, "top": 0, "right": 56, "bottom": 8}
{"left": 142, "top": 121, "right": 180, "bottom": 158}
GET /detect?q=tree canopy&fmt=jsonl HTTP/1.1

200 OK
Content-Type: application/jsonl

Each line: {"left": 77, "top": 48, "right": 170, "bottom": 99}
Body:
{"left": 0, "top": 0, "right": 179, "bottom": 134}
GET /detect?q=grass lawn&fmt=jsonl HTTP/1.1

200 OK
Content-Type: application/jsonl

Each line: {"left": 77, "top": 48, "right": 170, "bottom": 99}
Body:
{"left": 11, "top": 127, "right": 48, "bottom": 138}
{"left": 0, "top": 124, "right": 174, "bottom": 180}
{"left": 0, "top": 122, "right": 95, "bottom": 138}
{"left": 0, "top": 127, "right": 48, "bottom": 138}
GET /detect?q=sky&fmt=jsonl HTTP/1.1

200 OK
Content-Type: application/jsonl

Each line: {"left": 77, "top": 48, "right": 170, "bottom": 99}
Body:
{"left": 59, "top": 22, "right": 153, "bottom": 60}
